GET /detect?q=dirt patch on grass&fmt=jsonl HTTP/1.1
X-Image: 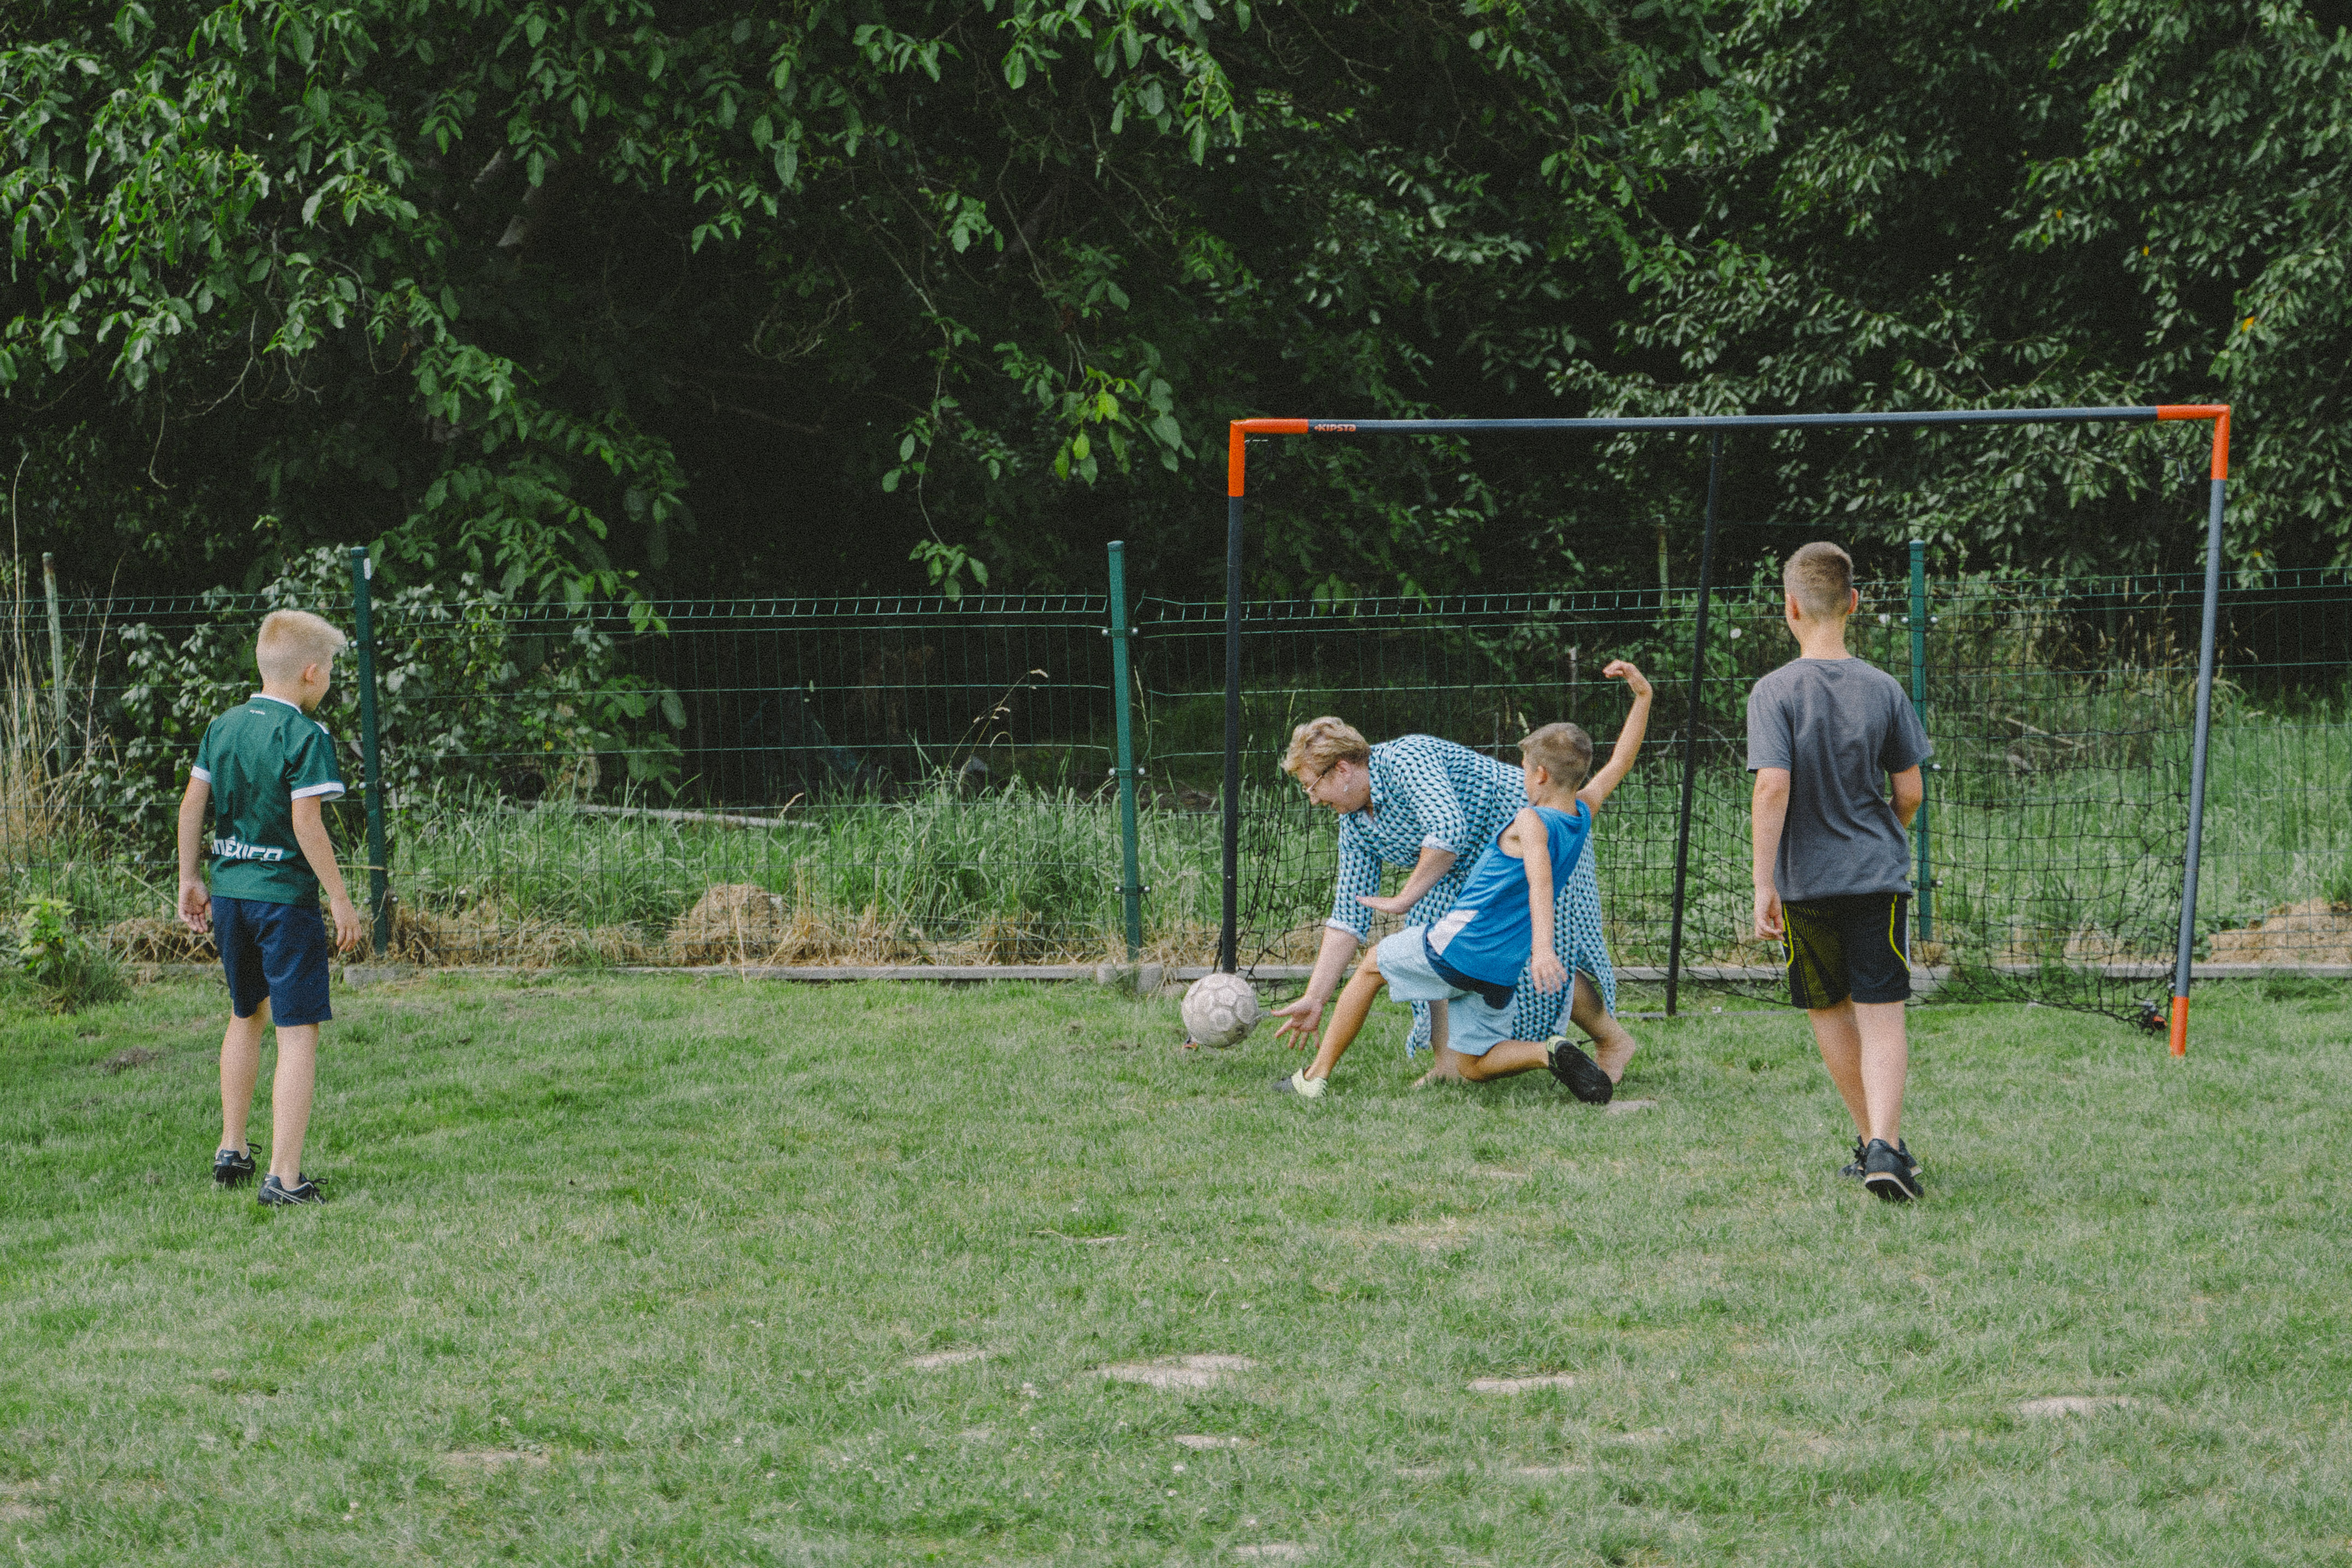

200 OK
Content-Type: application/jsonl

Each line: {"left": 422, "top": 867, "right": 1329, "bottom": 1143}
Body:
{"left": 1328, "top": 1217, "right": 1494, "bottom": 1253}
{"left": 1096, "top": 1355, "right": 1255, "bottom": 1390}
{"left": 1172, "top": 1434, "right": 1257, "bottom": 1450}
{"left": 1467, "top": 1374, "right": 1577, "bottom": 1394}
{"left": 2017, "top": 1395, "right": 2137, "bottom": 1418}
{"left": 102, "top": 1046, "right": 164, "bottom": 1074}
{"left": 441, "top": 1449, "right": 551, "bottom": 1472}
{"left": 904, "top": 1349, "right": 986, "bottom": 1370}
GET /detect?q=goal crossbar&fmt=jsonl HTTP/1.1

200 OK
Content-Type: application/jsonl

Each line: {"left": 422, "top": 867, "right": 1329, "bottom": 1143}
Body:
{"left": 1215, "top": 404, "right": 2232, "bottom": 1056}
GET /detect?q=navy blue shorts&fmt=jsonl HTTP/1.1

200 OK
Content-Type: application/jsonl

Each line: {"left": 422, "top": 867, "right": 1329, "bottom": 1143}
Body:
{"left": 213, "top": 895, "right": 333, "bottom": 1026}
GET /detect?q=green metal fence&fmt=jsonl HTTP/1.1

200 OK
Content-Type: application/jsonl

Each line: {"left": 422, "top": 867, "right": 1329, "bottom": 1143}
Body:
{"left": 5, "top": 549, "right": 2349, "bottom": 1016}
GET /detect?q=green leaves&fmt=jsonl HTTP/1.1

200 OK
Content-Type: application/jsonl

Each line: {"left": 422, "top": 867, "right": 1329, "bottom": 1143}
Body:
{"left": 32, "top": 0, "right": 2318, "bottom": 616}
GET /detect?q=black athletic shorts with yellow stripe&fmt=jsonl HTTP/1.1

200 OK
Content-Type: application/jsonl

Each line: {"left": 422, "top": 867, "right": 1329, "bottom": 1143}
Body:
{"left": 1782, "top": 892, "right": 1911, "bottom": 1008}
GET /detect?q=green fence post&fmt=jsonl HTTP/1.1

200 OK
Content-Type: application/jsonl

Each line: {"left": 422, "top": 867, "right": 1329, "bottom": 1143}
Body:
{"left": 1908, "top": 538, "right": 1933, "bottom": 942}
{"left": 1107, "top": 541, "right": 1144, "bottom": 959}
{"left": 42, "top": 552, "right": 68, "bottom": 770}
{"left": 348, "top": 547, "right": 392, "bottom": 955}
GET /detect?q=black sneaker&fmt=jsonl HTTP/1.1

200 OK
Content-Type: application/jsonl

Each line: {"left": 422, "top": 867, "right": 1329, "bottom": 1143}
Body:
{"left": 257, "top": 1174, "right": 327, "bottom": 1207}
{"left": 1841, "top": 1138, "right": 1920, "bottom": 1183}
{"left": 1860, "top": 1139, "right": 1921, "bottom": 1202}
{"left": 1545, "top": 1036, "right": 1614, "bottom": 1104}
{"left": 213, "top": 1145, "right": 259, "bottom": 1188}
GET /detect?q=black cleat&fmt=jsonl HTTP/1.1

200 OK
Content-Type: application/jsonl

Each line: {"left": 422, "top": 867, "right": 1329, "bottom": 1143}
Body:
{"left": 1860, "top": 1139, "right": 1921, "bottom": 1202}
{"left": 1545, "top": 1036, "right": 1614, "bottom": 1104}
{"left": 1842, "top": 1138, "right": 1920, "bottom": 1184}
{"left": 256, "top": 1174, "right": 327, "bottom": 1207}
{"left": 213, "top": 1145, "right": 259, "bottom": 1188}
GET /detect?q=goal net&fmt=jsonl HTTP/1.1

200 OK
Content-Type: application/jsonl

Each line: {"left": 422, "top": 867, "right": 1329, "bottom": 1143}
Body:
{"left": 1161, "top": 406, "right": 2288, "bottom": 1029}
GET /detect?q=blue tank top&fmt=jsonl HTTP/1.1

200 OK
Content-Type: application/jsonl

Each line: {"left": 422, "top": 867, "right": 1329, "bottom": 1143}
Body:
{"left": 1424, "top": 803, "right": 1593, "bottom": 987}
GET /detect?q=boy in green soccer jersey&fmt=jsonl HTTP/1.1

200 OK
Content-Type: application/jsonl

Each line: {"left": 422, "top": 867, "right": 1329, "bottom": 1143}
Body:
{"left": 175, "top": 610, "right": 364, "bottom": 1206}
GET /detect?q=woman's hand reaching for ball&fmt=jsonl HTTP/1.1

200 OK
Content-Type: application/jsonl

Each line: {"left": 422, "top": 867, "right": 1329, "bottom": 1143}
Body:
{"left": 1268, "top": 993, "right": 1327, "bottom": 1050}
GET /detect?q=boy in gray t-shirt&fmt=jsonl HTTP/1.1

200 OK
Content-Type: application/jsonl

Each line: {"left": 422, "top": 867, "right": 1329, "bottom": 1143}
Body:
{"left": 1747, "top": 542, "right": 1931, "bottom": 1202}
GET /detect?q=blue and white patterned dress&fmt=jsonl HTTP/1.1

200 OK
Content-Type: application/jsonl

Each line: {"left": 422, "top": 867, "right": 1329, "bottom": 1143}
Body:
{"left": 1327, "top": 734, "right": 1617, "bottom": 1054}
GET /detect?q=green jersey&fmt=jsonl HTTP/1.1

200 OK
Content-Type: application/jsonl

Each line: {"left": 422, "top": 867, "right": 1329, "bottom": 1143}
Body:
{"left": 190, "top": 694, "right": 347, "bottom": 905}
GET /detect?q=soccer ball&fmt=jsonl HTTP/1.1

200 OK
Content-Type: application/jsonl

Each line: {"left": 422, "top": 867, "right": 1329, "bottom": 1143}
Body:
{"left": 1182, "top": 972, "right": 1261, "bottom": 1048}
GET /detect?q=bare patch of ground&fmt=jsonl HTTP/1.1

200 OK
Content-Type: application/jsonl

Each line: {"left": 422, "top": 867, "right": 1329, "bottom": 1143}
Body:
{"left": 2017, "top": 1395, "right": 2137, "bottom": 1418}
{"left": 1173, "top": 1434, "right": 1257, "bottom": 1450}
{"left": 903, "top": 1349, "right": 986, "bottom": 1370}
{"left": 1096, "top": 1355, "right": 1255, "bottom": 1390}
{"left": 441, "top": 1449, "right": 550, "bottom": 1472}
{"left": 1467, "top": 1374, "right": 1577, "bottom": 1394}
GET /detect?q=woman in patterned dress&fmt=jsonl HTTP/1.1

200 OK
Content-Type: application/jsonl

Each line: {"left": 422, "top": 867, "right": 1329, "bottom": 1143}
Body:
{"left": 1265, "top": 691, "right": 1644, "bottom": 1086}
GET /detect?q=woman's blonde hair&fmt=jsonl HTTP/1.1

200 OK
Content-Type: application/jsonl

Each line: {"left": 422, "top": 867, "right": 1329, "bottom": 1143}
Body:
{"left": 1280, "top": 716, "right": 1370, "bottom": 779}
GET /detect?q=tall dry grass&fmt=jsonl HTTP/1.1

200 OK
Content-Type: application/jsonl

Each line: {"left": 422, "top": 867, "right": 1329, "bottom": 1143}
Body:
{"left": 1, "top": 556, "right": 72, "bottom": 883}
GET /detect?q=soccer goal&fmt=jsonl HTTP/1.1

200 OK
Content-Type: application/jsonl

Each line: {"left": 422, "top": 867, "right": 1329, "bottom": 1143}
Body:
{"left": 1211, "top": 405, "right": 2233, "bottom": 1054}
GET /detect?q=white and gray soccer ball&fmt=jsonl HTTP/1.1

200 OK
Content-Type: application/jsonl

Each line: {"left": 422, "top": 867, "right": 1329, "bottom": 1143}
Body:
{"left": 1182, "top": 972, "right": 1261, "bottom": 1048}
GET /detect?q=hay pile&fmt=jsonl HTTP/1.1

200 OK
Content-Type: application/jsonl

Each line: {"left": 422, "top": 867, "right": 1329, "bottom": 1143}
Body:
{"left": 665, "top": 883, "right": 927, "bottom": 965}
{"left": 371, "top": 900, "right": 650, "bottom": 968}
{"left": 103, "top": 917, "right": 216, "bottom": 962}
{"left": 667, "top": 883, "right": 791, "bottom": 964}
{"left": 1992, "top": 923, "right": 2161, "bottom": 968}
{"left": 2209, "top": 899, "right": 2352, "bottom": 965}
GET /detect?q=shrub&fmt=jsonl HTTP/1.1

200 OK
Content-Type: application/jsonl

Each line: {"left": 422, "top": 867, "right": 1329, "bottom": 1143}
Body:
{"left": 9, "top": 897, "right": 127, "bottom": 1013}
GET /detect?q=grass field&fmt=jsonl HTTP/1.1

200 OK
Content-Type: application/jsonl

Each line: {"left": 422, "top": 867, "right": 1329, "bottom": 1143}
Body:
{"left": 6, "top": 973, "right": 2351, "bottom": 1565}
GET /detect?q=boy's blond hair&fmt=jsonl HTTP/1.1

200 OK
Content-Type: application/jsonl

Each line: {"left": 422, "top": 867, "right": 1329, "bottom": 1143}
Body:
{"left": 1519, "top": 722, "right": 1593, "bottom": 791}
{"left": 255, "top": 610, "right": 349, "bottom": 686}
{"left": 1280, "top": 716, "right": 1371, "bottom": 779}
{"left": 1784, "top": 541, "right": 1855, "bottom": 621}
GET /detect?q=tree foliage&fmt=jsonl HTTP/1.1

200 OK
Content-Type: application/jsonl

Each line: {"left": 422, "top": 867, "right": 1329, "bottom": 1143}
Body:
{"left": 3, "top": 0, "right": 2345, "bottom": 606}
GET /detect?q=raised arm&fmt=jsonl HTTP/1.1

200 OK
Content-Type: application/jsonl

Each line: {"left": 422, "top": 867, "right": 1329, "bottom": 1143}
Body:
{"left": 1577, "top": 659, "right": 1654, "bottom": 812}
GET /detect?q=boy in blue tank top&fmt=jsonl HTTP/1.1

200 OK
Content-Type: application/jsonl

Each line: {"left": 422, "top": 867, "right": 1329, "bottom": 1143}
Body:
{"left": 1277, "top": 663, "right": 1651, "bottom": 1103}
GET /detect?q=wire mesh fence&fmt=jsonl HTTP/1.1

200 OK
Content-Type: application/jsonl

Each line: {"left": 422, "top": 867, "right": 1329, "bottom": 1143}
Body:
{"left": 4, "top": 552, "right": 2349, "bottom": 1016}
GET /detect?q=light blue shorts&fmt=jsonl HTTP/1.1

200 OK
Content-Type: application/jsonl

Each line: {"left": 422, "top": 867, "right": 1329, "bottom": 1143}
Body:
{"left": 1374, "top": 927, "right": 1516, "bottom": 1057}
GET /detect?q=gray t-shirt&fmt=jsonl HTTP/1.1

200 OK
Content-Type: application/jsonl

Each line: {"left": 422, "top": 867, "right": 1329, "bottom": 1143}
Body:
{"left": 1745, "top": 657, "right": 1932, "bottom": 903}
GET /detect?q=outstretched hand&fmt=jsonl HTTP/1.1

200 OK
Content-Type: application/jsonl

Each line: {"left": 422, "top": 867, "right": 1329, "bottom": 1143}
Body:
{"left": 1355, "top": 892, "right": 1414, "bottom": 917}
{"left": 1268, "top": 993, "right": 1326, "bottom": 1050}
{"left": 1602, "top": 659, "right": 1652, "bottom": 699}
